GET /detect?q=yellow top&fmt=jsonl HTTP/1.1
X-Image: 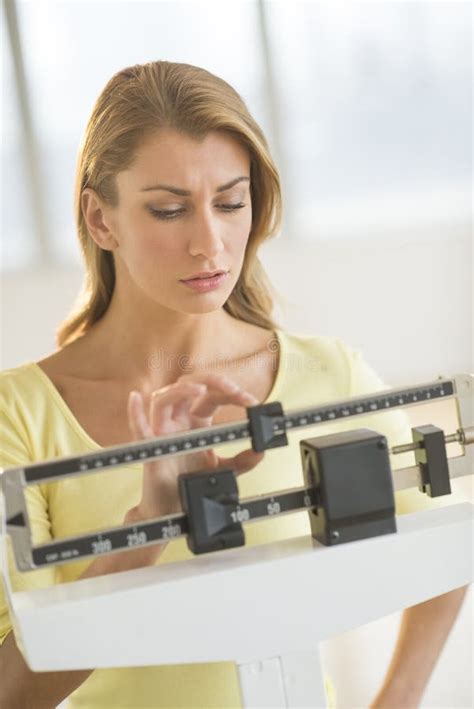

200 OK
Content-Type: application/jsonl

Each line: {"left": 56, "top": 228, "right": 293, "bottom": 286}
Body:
{"left": 0, "top": 329, "right": 457, "bottom": 708}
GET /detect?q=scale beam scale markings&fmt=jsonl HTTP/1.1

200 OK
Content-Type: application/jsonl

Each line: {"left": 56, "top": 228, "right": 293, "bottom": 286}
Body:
{"left": 3, "top": 377, "right": 459, "bottom": 483}
{"left": 1, "top": 373, "right": 472, "bottom": 572}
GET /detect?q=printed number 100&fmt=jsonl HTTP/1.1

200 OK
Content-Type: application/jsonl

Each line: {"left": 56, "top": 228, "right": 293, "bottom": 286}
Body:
{"left": 230, "top": 508, "right": 249, "bottom": 523}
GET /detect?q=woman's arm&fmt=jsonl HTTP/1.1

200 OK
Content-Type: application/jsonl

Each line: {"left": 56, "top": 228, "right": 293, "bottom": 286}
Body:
{"left": 0, "top": 630, "right": 95, "bottom": 709}
{"left": 370, "top": 585, "right": 469, "bottom": 708}
{"left": 0, "top": 508, "right": 165, "bottom": 709}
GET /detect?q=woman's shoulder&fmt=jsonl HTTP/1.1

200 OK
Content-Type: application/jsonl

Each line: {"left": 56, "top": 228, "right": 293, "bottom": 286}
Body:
{"left": 278, "top": 328, "right": 354, "bottom": 370}
{"left": 0, "top": 363, "right": 43, "bottom": 466}
{"left": 0, "top": 357, "right": 67, "bottom": 431}
{"left": 280, "top": 328, "right": 386, "bottom": 396}
{"left": 0, "top": 361, "right": 41, "bottom": 400}
{"left": 0, "top": 362, "right": 52, "bottom": 458}
{"left": 272, "top": 328, "right": 356, "bottom": 403}
{"left": 1, "top": 342, "right": 76, "bottom": 400}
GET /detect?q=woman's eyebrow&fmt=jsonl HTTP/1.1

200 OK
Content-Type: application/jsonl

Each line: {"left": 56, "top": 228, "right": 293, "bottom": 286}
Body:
{"left": 139, "top": 176, "right": 250, "bottom": 196}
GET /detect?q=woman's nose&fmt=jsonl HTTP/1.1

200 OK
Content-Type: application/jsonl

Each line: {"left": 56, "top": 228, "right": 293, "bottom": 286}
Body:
{"left": 188, "top": 211, "right": 225, "bottom": 258}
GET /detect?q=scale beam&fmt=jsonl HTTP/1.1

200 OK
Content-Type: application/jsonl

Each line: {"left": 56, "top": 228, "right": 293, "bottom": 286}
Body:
{"left": 1, "top": 373, "right": 472, "bottom": 572}
{"left": 3, "top": 377, "right": 457, "bottom": 484}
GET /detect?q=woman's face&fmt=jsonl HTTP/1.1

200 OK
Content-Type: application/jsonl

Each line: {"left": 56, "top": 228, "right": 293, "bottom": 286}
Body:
{"left": 104, "top": 129, "right": 253, "bottom": 314}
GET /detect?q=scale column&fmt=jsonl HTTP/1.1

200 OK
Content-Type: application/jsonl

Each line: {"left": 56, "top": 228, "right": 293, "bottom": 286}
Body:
{"left": 237, "top": 648, "right": 328, "bottom": 708}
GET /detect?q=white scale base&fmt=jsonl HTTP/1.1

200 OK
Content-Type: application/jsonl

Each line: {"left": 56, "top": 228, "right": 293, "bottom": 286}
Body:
{"left": 2, "top": 503, "right": 473, "bottom": 707}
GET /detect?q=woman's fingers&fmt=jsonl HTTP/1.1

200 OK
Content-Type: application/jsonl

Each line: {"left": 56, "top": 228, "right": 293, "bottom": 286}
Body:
{"left": 130, "top": 372, "right": 260, "bottom": 446}
{"left": 190, "top": 388, "right": 258, "bottom": 418}
{"left": 128, "top": 391, "right": 154, "bottom": 439}
{"left": 150, "top": 381, "right": 207, "bottom": 432}
{"left": 148, "top": 374, "right": 259, "bottom": 428}
{"left": 179, "top": 370, "right": 260, "bottom": 416}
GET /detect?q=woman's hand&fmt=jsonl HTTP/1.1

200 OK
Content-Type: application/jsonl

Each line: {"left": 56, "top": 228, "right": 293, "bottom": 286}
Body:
{"left": 126, "top": 372, "right": 265, "bottom": 520}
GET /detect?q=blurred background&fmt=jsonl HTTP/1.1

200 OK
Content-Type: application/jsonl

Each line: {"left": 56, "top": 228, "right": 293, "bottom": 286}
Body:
{"left": 1, "top": 1, "right": 472, "bottom": 706}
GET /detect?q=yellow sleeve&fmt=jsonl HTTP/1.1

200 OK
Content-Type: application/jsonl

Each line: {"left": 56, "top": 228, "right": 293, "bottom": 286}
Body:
{"left": 341, "top": 341, "right": 467, "bottom": 515}
{"left": 0, "top": 393, "right": 56, "bottom": 648}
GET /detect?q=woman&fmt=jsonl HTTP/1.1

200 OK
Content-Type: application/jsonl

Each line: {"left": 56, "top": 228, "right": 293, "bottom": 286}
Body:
{"left": 0, "top": 61, "right": 466, "bottom": 708}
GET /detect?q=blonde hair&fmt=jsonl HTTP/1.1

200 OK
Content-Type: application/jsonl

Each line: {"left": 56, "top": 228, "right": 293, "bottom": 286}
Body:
{"left": 57, "top": 60, "right": 284, "bottom": 348}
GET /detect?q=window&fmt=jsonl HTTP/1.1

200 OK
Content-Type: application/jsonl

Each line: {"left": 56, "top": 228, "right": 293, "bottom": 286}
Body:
{"left": 2, "top": 1, "right": 471, "bottom": 270}
{"left": 264, "top": 1, "right": 471, "bottom": 240}
{"left": 1, "top": 1, "right": 39, "bottom": 267}
{"left": 3, "top": 0, "right": 267, "bottom": 269}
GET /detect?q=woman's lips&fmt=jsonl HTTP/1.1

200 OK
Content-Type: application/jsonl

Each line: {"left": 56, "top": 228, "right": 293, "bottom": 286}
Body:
{"left": 180, "top": 272, "right": 229, "bottom": 292}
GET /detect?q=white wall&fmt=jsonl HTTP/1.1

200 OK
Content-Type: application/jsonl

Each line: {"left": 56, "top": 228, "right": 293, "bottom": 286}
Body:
{"left": 1, "top": 228, "right": 472, "bottom": 707}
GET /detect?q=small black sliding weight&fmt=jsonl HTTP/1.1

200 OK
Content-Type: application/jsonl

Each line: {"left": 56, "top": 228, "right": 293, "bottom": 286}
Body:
{"left": 178, "top": 468, "right": 245, "bottom": 554}
{"left": 412, "top": 425, "right": 451, "bottom": 497}
{"left": 246, "top": 401, "right": 288, "bottom": 452}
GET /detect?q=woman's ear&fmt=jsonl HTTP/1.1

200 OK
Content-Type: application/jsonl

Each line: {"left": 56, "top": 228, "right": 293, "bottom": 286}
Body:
{"left": 81, "top": 188, "right": 119, "bottom": 251}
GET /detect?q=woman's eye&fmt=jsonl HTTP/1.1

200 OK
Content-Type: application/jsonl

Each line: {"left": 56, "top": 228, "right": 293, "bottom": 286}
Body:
{"left": 148, "top": 203, "right": 246, "bottom": 221}
{"left": 148, "top": 208, "right": 185, "bottom": 221}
